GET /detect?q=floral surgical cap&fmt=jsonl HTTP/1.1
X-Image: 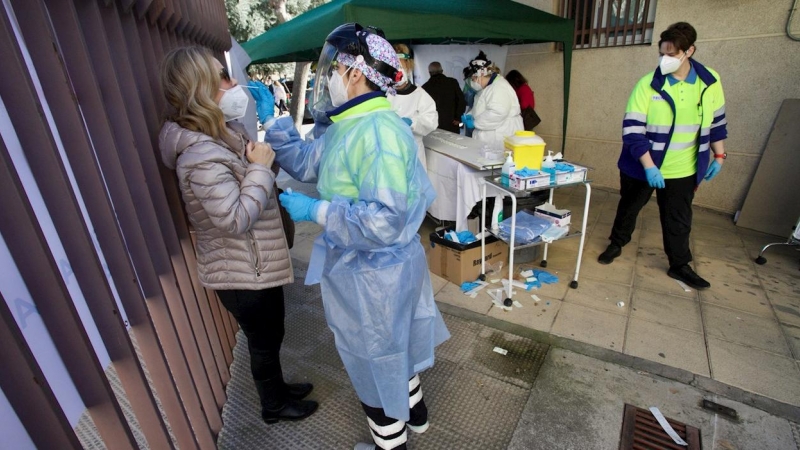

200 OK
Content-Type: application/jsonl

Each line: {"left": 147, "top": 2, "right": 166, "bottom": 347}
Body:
{"left": 336, "top": 33, "right": 401, "bottom": 95}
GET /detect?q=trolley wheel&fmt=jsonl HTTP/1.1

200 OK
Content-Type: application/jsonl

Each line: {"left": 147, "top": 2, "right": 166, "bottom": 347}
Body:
{"left": 479, "top": 273, "right": 487, "bottom": 281}
{"left": 540, "top": 260, "right": 548, "bottom": 268}
{"left": 755, "top": 256, "right": 767, "bottom": 265}
{"left": 503, "top": 298, "right": 513, "bottom": 307}
{"left": 569, "top": 280, "right": 579, "bottom": 289}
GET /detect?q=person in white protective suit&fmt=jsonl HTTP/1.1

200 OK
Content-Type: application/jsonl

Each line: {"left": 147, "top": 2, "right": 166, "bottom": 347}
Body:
{"left": 386, "top": 43, "right": 438, "bottom": 171}
{"left": 461, "top": 51, "right": 524, "bottom": 145}
{"left": 262, "top": 23, "right": 450, "bottom": 450}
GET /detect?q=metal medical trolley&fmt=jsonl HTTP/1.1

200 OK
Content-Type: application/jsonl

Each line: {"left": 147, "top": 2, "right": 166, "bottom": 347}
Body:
{"left": 478, "top": 168, "right": 592, "bottom": 306}
{"left": 754, "top": 214, "right": 800, "bottom": 269}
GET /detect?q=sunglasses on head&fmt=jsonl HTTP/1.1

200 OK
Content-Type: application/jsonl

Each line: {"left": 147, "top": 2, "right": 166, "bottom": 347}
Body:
{"left": 219, "top": 67, "right": 231, "bottom": 82}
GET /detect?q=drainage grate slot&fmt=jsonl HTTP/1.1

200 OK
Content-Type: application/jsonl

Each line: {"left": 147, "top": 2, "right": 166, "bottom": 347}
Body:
{"left": 619, "top": 404, "right": 701, "bottom": 450}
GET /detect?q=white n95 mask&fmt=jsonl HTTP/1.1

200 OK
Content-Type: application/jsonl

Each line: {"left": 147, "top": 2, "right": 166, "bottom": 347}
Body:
{"left": 218, "top": 85, "right": 249, "bottom": 121}
{"left": 328, "top": 68, "right": 351, "bottom": 107}
{"left": 659, "top": 53, "right": 686, "bottom": 75}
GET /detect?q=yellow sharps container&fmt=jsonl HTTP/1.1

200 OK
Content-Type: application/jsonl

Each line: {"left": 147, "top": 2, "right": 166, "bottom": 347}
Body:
{"left": 504, "top": 131, "right": 546, "bottom": 170}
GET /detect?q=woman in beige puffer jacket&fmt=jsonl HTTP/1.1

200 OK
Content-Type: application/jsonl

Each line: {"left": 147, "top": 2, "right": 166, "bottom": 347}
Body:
{"left": 158, "top": 46, "right": 317, "bottom": 424}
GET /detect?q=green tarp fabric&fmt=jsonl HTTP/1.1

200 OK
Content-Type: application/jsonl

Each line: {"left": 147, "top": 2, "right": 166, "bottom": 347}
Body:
{"left": 241, "top": 0, "right": 574, "bottom": 152}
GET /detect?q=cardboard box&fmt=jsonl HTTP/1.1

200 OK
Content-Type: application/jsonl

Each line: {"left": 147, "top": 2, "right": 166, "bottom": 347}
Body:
{"left": 428, "top": 229, "right": 508, "bottom": 285}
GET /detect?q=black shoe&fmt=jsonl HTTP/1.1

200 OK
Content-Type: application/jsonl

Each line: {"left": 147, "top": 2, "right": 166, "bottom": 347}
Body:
{"left": 598, "top": 244, "right": 622, "bottom": 265}
{"left": 262, "top": 399, "right": 318, "bottom": 424}
{"left": 667, "top": 264, "right": 710, "bottom": 290}
{"left": 285, "top": 382, "right": 313, "bottom": 400}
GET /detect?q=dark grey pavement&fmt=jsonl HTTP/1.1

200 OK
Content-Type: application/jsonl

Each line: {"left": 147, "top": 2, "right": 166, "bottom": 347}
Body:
{"left": 216, "top": 257, "right": 800, "bottom": 450}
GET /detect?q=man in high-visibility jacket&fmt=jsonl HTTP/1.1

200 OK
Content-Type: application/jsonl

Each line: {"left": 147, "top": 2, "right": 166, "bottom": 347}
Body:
{"left": 598, "top": 22, "right": 728, "bottom": 290}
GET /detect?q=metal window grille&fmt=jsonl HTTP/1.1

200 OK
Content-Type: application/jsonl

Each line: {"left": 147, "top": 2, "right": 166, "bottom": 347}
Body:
{"left": 561, "top": 0, "right": 657, "bottom": 49}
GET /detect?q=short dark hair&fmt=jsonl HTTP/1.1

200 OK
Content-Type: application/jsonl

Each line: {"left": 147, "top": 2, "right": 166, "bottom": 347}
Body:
{"left": 429, "top": 61, "right": 443, "bottom": 75}
{"left": 505, "top": 70, "right": 527, "bottom": 89}
{"left": 658, "top": 22, "right": 697, "bottom": 53}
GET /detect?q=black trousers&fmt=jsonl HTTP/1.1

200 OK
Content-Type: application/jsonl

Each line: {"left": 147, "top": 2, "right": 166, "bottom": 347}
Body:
{"left": 361, "top": 374, "right": 428, "bottom": 450}
{"left": 217, "top": 286, "right": 286, "bottom": 408}
{"left": 609, "top": 172, "right": 696, "bottom": 268}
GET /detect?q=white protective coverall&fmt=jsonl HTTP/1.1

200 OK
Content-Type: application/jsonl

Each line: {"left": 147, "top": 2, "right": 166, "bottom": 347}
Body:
{"left": 387, "top": 84, "right": 438, "bottom": 171}
{"left": 263, "top": 93, "right": 450, "bottom": 421}
{"left": 471, "top": 74, "right": 524, "bottom": 145}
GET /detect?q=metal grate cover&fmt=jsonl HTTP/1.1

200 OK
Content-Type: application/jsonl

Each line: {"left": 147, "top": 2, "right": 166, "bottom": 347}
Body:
{"left": 619, "top": 404, "right": 701, "bottom": 450}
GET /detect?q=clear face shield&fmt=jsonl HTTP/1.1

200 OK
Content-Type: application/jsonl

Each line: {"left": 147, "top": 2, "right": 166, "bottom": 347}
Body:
{"left": 310, "top": 42, "right": 342, "bottom": 122}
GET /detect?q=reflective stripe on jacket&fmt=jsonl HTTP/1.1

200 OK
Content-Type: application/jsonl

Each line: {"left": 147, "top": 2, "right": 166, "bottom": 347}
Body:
{"left": 618, "top": 59, "right": 727, "bottom": 185}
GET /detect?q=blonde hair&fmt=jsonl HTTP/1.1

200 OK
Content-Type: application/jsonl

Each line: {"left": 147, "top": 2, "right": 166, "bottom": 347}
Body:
{"left": 393, "top": 43, "right": 415, "bottom": 72}
{"left": 160, "top": 47, "right": 229, "bottom": 140}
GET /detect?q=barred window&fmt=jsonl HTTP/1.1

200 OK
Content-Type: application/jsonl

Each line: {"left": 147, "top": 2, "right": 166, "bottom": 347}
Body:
{"left": 561, "top": 0, "right": 658, "bottom": 49}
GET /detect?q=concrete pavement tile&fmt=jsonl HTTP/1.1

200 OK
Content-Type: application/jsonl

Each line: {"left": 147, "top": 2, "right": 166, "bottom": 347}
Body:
{"left": 551, "top": 303, "right": 627, "bottom": 351}
{"left": 707, "top": 337, "right": 800, "bottom": 406}
{"left": 692, "top": 223, "right": 744, "bottom": 246}
{"left": 751, "top": 247, "right": 800, "bottom": 276}
{"left": 634, "top": 263, "right": 697, "bottom": 299}
{"left": 289, "top": 236, "right": 316, "bottom": 264}
{"left": 509, "top": 348, "right": 799, "bottom": 450}
{"left": 699, "top": 280, "right": 774, "bottom": 318}
{"left": 434, "top": 281, "right": 494, "bottom": 315}
{"left": 435, "top": 314, "right": 481, "bottom": 365}
{"left": 781, "top": 322, "right": 800, "bottom": 360}
{"left": 526, "top": 272, "right": 571, "bottom": 299}
{"left": 703, "top": 303, "right": 791, "bottom": 356}
{"left": 429, "top": 272, "right": 449, "bottom": 295}
{"left": 563, "top": 277, "right": 631, "bottom": 315}
{"left": 624, "top": 318, "right": 710, "bottom": 376}
{"left": 767, "top": 292, "right": 800, "bottom": 326}
{"left": 693, "top": 242, "right": 752, "bottom": 265}
{"left": 631, "top": 288, "right": 702, "bottom": 332}
{"left": 692, "top": 209, "right": 736, "bottom": 230}
{"left": 487, "top": 295, "right": 561, "bottom": 333}
{"left": 293, "top": 220, "right": 323, "bottom": 238}
{"left": 636, "top": 245, "right": 670, "bottom": 271}
{"left": 579, "top": 256, "right": 636, "bottom": 286}
{"left": 430, "top": 366, "right": 527, "bottom": 448}
{"left": 639, "top": 225, "right": 666, "bottom": 248}
{"left": 641, "top": 216, "right": 662, "bottom": 231}
{"left": 529, "top": 247, "right": 578, "bottom": 273}
{"left": 757, "top": 266, "right": 800, "bottom": 298}
{"left": 695, "top": 256, "right": 761, "bottom": 288}
{"left": 463, "top": 326, "right": 549, "bottom": 389}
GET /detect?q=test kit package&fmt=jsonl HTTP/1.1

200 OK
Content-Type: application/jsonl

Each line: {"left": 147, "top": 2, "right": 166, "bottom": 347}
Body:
{"left": 533, "top": 203, "right": 572, "bottom": 227}
{"left": 428, "top": 228, "right": 508, "bottom": 285}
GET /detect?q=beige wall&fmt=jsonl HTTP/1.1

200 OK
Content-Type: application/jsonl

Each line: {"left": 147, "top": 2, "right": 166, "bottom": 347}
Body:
{"left": 509, "top": 0, "right": 800, "bottom": 214}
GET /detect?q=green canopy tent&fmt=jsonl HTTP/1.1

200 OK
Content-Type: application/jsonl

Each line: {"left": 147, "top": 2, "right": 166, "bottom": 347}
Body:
{"left": 242, "top": 0, "right": 574, "bottom": 152}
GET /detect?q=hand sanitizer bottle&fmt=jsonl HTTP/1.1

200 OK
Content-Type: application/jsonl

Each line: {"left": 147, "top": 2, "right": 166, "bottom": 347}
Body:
{"left": 542, "top": 150, "right": 555, "bottom": 184}
{"left": 501, "top": 152, "right": 516, "bottom": 187}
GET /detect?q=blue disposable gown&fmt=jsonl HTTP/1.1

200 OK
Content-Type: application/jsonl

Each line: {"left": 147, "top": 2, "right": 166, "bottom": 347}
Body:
{"left": 264, "top": 94, "right": 450, "bottom": 421}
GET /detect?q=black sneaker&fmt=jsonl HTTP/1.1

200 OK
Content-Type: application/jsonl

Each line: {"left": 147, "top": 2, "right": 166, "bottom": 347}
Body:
{"left": 598, "top": 244, "right": 622, "bottom": 265}
{"left": 667, "top": 264, "right": 710, "bottom": 290}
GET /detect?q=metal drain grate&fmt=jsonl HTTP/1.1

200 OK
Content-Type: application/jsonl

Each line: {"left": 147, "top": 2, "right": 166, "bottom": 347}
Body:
{"left": 619, "top": 404, "right": 701, "bottom": 450}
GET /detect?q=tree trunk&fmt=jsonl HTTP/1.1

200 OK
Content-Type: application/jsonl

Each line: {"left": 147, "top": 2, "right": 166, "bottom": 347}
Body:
{"left": 269, "top": 0, "right": 307, "bottom": 130}
{"left": 290, "top": 63, "right": 310, "bottom": 130}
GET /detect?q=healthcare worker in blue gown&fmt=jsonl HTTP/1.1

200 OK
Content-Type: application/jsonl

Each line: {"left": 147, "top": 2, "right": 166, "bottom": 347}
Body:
{"left": 263, "top": 23, "right": 450, "bottom": 450}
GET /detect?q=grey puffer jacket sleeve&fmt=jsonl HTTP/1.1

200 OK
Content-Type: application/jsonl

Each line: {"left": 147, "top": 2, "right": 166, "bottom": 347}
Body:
{"left": 159, "top": 121, "right": 293, "bottom": 290}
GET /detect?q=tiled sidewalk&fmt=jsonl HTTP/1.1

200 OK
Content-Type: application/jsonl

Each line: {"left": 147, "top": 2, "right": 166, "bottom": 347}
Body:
{"left": 283, "top": 176, "right": 800, "bottom": 412}
{"left": 425, "top": 186, "right": 800, "bottom": 409}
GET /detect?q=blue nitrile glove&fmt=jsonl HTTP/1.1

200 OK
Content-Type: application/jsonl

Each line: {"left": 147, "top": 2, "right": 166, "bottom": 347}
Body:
{"left": 554, "top": 163, "right": 574, "bottom": 172}
{"left": 525, "top": 279, "right": 541, "bottom": 290}
{"left": 278, "top": 190, "right": 321, "bottom": 223}
{"left": 456, "top": 230, "right": 477, "bottom": 244}
{"left": 516, "top": 167, "right": 539, "bottom": 177}
{"left": 644, "top": 166, "right": 665, "bottom": 189}
{"left": 461, "top": 113, "right": 475, "bottom": 129}
{"left": 704, "top": 160, "right": 722, "bottom": 181}
{"left": 533, "top": 269, "right": 559, "bottom": 284}
{"left": 402, "top": 117, "right": 413, "bottom": 126}
{"left": 461, "top": 281, "right": 481, "bottom": 292}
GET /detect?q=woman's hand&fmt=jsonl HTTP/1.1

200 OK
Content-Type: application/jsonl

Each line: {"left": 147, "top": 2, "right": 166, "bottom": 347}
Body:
{"left": 246, "top": 141, "right": 275, "bottom": 167}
